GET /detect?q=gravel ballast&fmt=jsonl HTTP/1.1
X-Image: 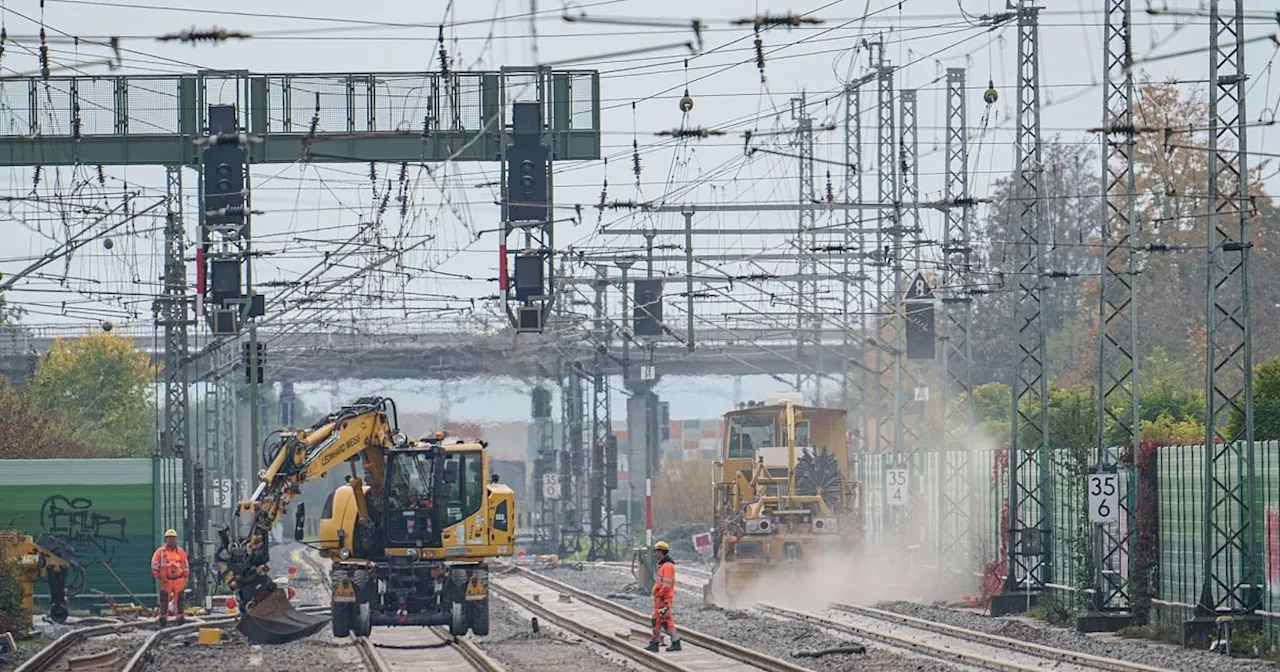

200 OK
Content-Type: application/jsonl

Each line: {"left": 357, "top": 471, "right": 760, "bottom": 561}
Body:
{"left": 876, "top": 600, "right": 1280, "bottom": 672}
{"left": 476, "top": 596, "right": 640, "bottom": 671}
{"left": 537, "top": 565, "right": 964, "bottom": 671}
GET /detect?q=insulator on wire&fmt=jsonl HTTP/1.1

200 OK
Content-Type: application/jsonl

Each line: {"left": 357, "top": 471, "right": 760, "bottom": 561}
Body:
{"left": 825, "top": 171, "right": 833, "bottom": 203}
{"left": 753, "top": 27, "right": 766, "bottom": 83}
{"left": 632, "top": 139, "right": 641, "bottom": 187}
{"left": 39, "top": 28, "right": 49, "bottom": 79}
{"left": 96, "top": 165, "right": 106, "bottom": 186}
{"left": 156, "top": 26, "right": 251, "bottom": 45}
{"left": 307, "top": 92, "right": 321, "bottom": 139}
{"left": 437, "top": 25, "right": 451, "bottom": 80}
{"left": 655, "top": 127, "right": 725, "bottom": 139}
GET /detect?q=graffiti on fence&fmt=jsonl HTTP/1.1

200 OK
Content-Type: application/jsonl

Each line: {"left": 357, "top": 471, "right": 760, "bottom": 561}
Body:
{"left": 39, "top": 494, "right": 128, "bottom": 565}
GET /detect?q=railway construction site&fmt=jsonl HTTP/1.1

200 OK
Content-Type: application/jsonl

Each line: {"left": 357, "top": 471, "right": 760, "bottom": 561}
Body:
{"left": 5, "top": 0, "right": 1280, "bottom": 670}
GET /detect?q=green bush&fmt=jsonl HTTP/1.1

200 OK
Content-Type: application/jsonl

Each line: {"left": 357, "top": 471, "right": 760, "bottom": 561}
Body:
{"left": 0, "top": 559, "right": 27, "bottom": 633}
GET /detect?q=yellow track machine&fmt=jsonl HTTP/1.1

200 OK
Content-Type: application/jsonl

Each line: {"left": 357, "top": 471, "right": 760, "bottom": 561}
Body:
{"left": 704, "top": 395, "right": 861, "bottom": 606}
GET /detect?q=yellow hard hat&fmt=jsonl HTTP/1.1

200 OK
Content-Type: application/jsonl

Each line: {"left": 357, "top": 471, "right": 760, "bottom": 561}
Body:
{"left": 164, "top": 529, "right": 178, "bottom": 538}
{"left": 653, "top": 541, "right": 670, "bottom": 552}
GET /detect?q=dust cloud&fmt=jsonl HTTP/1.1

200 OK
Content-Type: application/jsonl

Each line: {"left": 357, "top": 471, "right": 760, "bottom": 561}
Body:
{"left": 712, "top": 423, "right": 1000, "bottom": 613}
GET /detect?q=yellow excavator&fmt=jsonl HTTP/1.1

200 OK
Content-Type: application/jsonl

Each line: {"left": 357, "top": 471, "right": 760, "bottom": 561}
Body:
{"left": 216, "top": 396, "right": 515, "bottom": 644}
{"left": 0, "top": 530, "right": 76, "bottom": 634}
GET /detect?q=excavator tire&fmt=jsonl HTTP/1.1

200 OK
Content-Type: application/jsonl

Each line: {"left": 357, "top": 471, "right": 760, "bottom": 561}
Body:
{"left": 331, "top": 602, "right": 352, "bottom": 638}
{"left": 468, "top": 598, "right": 489, "bottom": 636}
{"left": 352, "top": 569, "right": 373, "bottom": 638}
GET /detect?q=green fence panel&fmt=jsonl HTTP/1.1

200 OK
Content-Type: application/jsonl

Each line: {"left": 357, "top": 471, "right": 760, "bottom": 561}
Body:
{"left": 0, "top": 458, "right": 160, "bottom": 608}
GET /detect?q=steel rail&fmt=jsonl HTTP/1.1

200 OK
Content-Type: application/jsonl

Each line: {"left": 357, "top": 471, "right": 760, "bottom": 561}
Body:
{"left": 488, "top": 581, "right": 689, "bottom": 672}
{"left": 15, "top": 621, "right": 150, "bottom": 672}
{"left": 828, "top": 603, "right": 1176, "bottom": 672}
{"left": 759, "top": 602, "right": 1176, "bottom": 672}
{"left": 353, "top": 635, "right": 391, "bottom": 672}
{"left": 502, "top": 566, "right": 810, "bottom": 672}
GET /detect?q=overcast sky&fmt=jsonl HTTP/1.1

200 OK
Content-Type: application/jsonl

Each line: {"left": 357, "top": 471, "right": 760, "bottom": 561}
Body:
{"left": 0, "top": 0, "right": 1276, "bottom": 421}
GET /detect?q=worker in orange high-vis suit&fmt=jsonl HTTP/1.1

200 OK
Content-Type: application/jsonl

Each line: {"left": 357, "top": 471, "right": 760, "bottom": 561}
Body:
{"left": 151, "top": 529, "right": 189, "bottom": 625}
{"left": 646, "top": 541, "right": 682, "bottom": 652}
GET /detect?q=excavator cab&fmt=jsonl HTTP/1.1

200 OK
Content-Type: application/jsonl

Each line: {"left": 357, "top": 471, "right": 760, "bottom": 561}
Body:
{"left": 383, "top": 450, "right": 443, "bottom": 548}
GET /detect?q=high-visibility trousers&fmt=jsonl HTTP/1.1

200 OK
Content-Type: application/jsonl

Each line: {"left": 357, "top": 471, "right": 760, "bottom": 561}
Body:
{"left": 650, "top": 600, "right": 677, "bottom": 641}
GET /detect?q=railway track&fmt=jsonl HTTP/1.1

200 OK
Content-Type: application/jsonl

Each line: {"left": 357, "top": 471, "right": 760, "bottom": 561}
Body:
{"left": 575, "top": 559, "right": 1185, "bottom": 672}
{"left": 759, "top": 602, "right": 1178, "bottom": 672}
{"left": 494, "top": 566, "right": 811, "bottom": 672}
{"left": 14, "top": 608, "right": 328, "bottom": 672}
{"left": 292, "top": 547, "right": 504, "bottom": 672}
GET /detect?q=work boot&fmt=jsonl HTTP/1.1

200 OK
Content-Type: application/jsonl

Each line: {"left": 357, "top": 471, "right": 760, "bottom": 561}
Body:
{"left": 666, "top": 639, "right": 682, "bottom": 652}
{"left": 645, "top": 640, "right": 660, "bottom": 652}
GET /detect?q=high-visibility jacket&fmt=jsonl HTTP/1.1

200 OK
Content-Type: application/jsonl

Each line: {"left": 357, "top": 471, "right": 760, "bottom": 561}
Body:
{"left": 151, "top": 545, "right": 189, "bottom": 582}
{"left": 652, "top": 556, "right": 675, "bottom": 605}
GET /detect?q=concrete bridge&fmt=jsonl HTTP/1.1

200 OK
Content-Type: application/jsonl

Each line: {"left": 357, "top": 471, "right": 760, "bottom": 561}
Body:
{"left": 0, "top": 320, "right": 856, "bottom": 385}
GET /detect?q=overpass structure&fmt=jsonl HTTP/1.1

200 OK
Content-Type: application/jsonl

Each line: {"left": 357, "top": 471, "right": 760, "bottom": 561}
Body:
{"left": 0, "top": 320, "right": 858, "bottom": 384}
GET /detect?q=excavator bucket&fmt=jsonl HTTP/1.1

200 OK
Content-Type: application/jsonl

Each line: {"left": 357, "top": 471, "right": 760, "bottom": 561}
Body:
{"left": 236, "top": 589, "right": 329, "bottom": 644}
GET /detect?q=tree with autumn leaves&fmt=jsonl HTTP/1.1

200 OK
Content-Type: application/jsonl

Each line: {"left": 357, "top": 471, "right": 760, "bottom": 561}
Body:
{"left": 3, "top": 332, "right": 157, "bottom": 458}
{"left": 957, "top": 77, "right": 1280, "bottom": 442}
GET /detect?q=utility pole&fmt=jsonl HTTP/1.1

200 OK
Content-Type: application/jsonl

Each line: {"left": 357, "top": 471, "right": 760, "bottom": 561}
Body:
{"left": 616, "top": 256, "right": 636, "bottom": 521}
{"left": 531, "top": 383, "right": 557, "bottom": 554}
{"left": 996, "top": 0, "right": 1051, "bottom": 616}
{"left": 1196, "top": 0, "right": 1260, "bottom": 637}
{"left": 157, "top": 165, "right": 201, "bottom": 600}
{"left": 1088, "top": 0, "right": 1140, "bottom": 632}
{"left": 873, "top": 46, "right": 899, "bottom": 458}
{"left": 843, "top": 74, "right": 866, "bottom": 438}
{"left": 588, "top": 268, "right": 616, "bottom": 560}
{"left": 939, "top": 67, "right": 976, "bottom": 582}
{"left": 792, "top": 93, "right": 817, "bottom": 400}
{"left": 896, "top": 88, "right": 922, "bottom": 454}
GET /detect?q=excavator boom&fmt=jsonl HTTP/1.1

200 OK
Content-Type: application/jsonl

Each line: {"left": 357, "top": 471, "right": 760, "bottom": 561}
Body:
{"left": 216, "top": 396, "right": 401, "bottom": 644}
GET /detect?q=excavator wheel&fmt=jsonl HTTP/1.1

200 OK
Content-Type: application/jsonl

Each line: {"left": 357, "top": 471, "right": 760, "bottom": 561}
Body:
{"left": 449, "top": 601, "right": 467, "bottom": 637}
{"left": 331, "top": 602, "right": 353, "bottom": 638}
{"left": 468, "top": 598, "right": 489, "bottom": 636}
{"left": 351, "top": 569, "right": 373, "bottom": 637}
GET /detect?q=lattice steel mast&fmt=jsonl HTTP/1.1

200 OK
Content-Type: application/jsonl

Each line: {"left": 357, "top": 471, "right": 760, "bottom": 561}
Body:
{"left": 588, "top": 270, "right": 616, "bottom": 560}
{"left": 939, "top": 67, "right": 975, "bottom": 573}
{"left": 157, "top": 165, "right": 202, "bottom": 598}
{"left": 1091, "top": 0, "right": 1139, "bottom": 622}
{"left": 896, "top": 89, "right": 922, "bottom": 454}
{"left": 999, "top": 0, "right": 1051, "bottom": 609}
{"left": 843, "top": 74, "right": 866, "bottom": 437}
{"left": 1199, "top": 0, "right": 1259, "bottom": 618}
{"left": 793, "top": 93, "right": 818, "bottom": 398}
{"left": 874, "top": 46, "right": 899, "bottom": 456}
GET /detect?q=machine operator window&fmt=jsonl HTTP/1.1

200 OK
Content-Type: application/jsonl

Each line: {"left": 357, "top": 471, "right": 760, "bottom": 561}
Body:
{"left": 388, "top": 453, "right": 433, "bottom": 508}
{"left": 443, "top": 451, "right": 484, "bottom": 527}
{"left": 727, "top": 415, "right": 775, "bottom": 459}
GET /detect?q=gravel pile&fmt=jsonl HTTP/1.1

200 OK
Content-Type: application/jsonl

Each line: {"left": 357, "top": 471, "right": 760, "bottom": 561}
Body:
{"left": 476, "top": 597, "right": 639, "bottom": 671}
{"left": 538, "top": 566, "right": 963, "bottom": 672}
{"left": 876, "top": 601, "right": 1280, "bottom": 671}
